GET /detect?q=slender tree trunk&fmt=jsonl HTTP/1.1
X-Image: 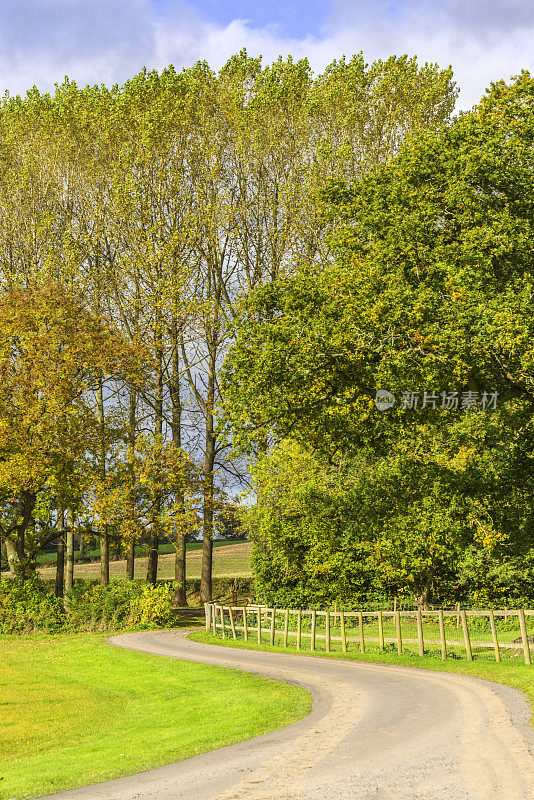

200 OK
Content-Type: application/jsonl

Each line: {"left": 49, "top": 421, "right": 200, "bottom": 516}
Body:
{"left": 64, "top": 508, "right": 75, "bottom": 608}
{"left": 96, "top": 375, "right": 109, "bottom": 586}
{"left": 126, "top": 542, "right": 135, "bottom": 580}
{"left": 147, "top": 317, "right": 163, "bottom": 586}
{"left": 126, "top": 387, "right": 136, "bottom": 581}
{"left": 170, "top": 318, "right": 187, "bottom": 606}
{"left": 14, "top": 491, "right": 37, "bottom": 583}
{"left": 55, "top": 509, "right": 65, "bottom": 598}
{"left": 200, "top": 338, "right": 216, "bottom": 603}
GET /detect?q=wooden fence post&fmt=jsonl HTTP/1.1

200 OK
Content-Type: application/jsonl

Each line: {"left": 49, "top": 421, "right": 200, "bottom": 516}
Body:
{"left": 456, "top": 602, "right": 461, "bottom": 628}
{"left": 378, "top": 611, "right": 385, "bottom": 652}
{"left": 358, "top": 612, "right": 365, "bottom": 653}
{"left": 438, "top": 609, "right": 447, "bottom": 660}
{"left": 416, "top": 609, "right": 424, "bottom": 657}
{"left": 518, "top": 609, "right": 532, "bottom": 665}
{"left": 229, "top": 606, "right": 236, "bottom": 639}
{"left": 340, "top": 611, "right": 347, "bottom": 653}
{"left": 460, "top": 610, "right": 472, "bottom": 661}
{"left": 395, "top": 611, "right": 402, "bottom": 655}
{"left": 207, "top": 603, "right": 531, "bottom": 666}
{"left": 488, "top": 609, "right": 500, "bottom": 663}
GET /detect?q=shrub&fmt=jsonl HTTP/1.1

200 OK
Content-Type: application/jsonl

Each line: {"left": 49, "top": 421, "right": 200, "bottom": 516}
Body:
{"left": 0, "top": 578, "right": 175, "bottom": 634}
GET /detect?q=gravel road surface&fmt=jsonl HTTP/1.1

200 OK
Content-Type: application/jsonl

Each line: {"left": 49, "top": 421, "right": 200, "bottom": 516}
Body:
{"left": 39, "top": 629, "right": 534, "bottom": 800}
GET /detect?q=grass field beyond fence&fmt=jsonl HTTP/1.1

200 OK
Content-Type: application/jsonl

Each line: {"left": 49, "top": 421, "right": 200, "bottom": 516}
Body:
{"left": 29, "top": 540, "right": 252, "bottom": 582}
{"left": 205, "top": 603, "right": 534, "bottom": 665}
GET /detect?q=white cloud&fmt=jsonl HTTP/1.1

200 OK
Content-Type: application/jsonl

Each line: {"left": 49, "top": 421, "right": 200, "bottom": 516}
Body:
{"left": 0, "top": 0, "right": 532, "bottom": 109}
{"left": 0, "top": 0, "right": 154, "bottom": 92}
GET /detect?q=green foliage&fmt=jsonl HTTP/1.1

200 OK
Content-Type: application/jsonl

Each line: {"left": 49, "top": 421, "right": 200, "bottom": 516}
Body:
{"left": 225, "top": 73, "right": 534, "bottom": 606}
{"left": 246, "top": 441, "right": 534, "bottom": 606}
{"left": 245, "top": 441, "right": 375, "bottom": 606}
{"left": 0, "top": 578, "right": 176, "bottom": 634}
{"left": 0, "top": 578, "right": 65, "bottom": 633}
{"left": 126, "top": 583, "right": 176, "bottom": 628}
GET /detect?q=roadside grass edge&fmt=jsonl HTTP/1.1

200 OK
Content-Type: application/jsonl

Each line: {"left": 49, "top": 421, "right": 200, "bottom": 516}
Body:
{"left": 189, "top": 629, "right": 534, "bottom": 732}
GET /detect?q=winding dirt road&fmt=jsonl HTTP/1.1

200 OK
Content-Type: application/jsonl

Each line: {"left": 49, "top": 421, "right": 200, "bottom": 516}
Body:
{"left": 41, "top": 629, "right": 534, "bottom": 800}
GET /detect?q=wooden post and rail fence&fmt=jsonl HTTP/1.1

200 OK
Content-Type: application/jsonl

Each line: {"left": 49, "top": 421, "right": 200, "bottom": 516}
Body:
{"left": 203, "top": 603, "right": 534, "bottom": 665}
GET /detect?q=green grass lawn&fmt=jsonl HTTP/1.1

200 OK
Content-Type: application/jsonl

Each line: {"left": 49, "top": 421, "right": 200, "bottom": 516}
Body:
{"left": 0, "top": 632, "right": 310, "bottom": 799}
{"left": 190, "top": 630, "right": 534, "bottom": 730}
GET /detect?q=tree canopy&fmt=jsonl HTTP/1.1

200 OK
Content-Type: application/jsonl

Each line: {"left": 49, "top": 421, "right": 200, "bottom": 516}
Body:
{"left": 224, "top": 71, "right": 534, "bottom": 604}
{"left": 0, "top": 50, "right": 457, "bottom": 598}
{"left": 0, "top": 283, "right": 141, "bottom": 578}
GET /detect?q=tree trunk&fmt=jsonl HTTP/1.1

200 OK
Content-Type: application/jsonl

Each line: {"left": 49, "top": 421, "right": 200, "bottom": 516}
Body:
{"left": 147, "top": 529, "right": 158, "bottom": 586}
{"left": 5, "top": 538, "right": 18, "bottom": 576}
{"left": 200, "top": 341, "right": 216, "bottom": 603}
{"left": 126, "top": 541, "right": 135, "bottom": 581}
{"left": 100, "top": 532, "right": 109, "bottom": 584}
{"left": 96, "top": 375, "right": 109, "bottom": 586}
{"left": 174, "top": 525, "right": 187, "bottom": 606}
{"left": 126, "top": 387, "right": 136, "bottom": 581}
{"left": 55, "top": 510, "right": 65, "bottom": 598}
{"left": 147, "top": 317, "right": 163, "bottom": 587}
{"left": 415, "top": 577, "right": 433, "bottom": 610}
{"left": 170, "top": 317, "right": 187, "bottom": 606}
{"left": 64, "top": 508, "right": 75, "bottom": 608}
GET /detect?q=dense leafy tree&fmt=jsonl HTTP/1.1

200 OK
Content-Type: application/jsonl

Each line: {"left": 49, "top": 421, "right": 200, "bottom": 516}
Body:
{"left": 0, "top": 284, "right": 140, "bottom": 580}
{"left": 0, "top": 51, "right": 457, "bottom": 597}
{"left": 225, "top": 72, "right": 534, "bottom": 604}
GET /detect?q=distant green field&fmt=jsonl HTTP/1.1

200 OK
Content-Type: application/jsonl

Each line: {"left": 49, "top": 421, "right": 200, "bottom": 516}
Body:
{"left": 37, "top": 539, "right": 244, "bottom": 565}
{"left": 33, "top": 540, "right": 252, "bottom": 582}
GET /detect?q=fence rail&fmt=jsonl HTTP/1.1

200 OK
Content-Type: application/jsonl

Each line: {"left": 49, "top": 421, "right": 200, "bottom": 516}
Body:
{"left": 204, "top": 603, "right": 534, "bottom": 665}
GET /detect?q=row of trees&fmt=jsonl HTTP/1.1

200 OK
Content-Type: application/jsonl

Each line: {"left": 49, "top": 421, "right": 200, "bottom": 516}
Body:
{"left": 0, "top": 50, "right": 458, "bottom": 600}
{"left": 223, "top": 71, "right": 534, "bottom": 605}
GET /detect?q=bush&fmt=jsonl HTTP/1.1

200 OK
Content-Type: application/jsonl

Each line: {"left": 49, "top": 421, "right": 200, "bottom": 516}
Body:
{"left": 0, "top": 578, "right": 65, "bottom": 634}
{"left": 0, "top": 578, "right": 176, "bottom": 634}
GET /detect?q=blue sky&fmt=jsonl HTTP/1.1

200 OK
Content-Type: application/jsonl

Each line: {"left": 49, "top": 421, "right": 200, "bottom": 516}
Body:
{"left": 152, "top": 0, "right": 333, "bottom": 38}
{"left": 0, "top": 1, "right": 532, "bottom": 109}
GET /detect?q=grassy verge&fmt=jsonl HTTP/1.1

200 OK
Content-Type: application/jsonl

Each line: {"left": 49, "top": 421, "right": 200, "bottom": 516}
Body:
{"left": 0, "top": 632, "right": 311, "bottom": 799}
{"left": 190, "top": 630, "right": 534, "bottom": 730}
